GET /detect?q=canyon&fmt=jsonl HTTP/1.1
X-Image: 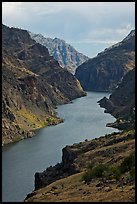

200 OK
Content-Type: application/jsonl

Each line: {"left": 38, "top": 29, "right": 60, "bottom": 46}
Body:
{"left": 2, "top": 24, "right": 86, "bottom": 145}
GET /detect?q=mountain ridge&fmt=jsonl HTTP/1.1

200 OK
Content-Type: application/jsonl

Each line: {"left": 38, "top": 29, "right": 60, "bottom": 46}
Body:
{"left": 24, "top": 56, "right": 135, "bottom": 203}
{"left": 75, "top": 29, "right": 135, "bottom": 91}
{"left": 2, "top": 24, "right": 86, "bottom": 145}
{"left": 24, "top": 31, "right": 135, "bottom": 201}
{"left": 29, "top": 32, "right": 89, "bottom": 74}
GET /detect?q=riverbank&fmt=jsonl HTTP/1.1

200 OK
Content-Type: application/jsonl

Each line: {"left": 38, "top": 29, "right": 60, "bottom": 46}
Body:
{"left": 25, "top": 128, "right": 135, "bottom": 202}
{"left": 2, "top": 114, "right": 65, "bottom": 147}
{"left": 2, "top": 116, "right": 64, "bottom": 149}
{"left": 3, "top": 91, "right": 120, "bottom": 202}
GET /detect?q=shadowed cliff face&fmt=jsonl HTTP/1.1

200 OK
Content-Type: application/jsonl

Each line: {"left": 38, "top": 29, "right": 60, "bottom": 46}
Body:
{"left": 98, "top": 68, "right": 135, "bottom": 130}
{"left": 75, "top": 30, "right": 135, "bottom": 92}
{"left": 2, "top": 24, "right": 86, "bottom": 145}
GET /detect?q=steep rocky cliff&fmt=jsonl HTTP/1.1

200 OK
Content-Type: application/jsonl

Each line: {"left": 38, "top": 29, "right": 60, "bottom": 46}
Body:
{"left": 2, "top": 24, "right": 86, "bottom": 145}
{"left": 25, "top": 65, "right": 135, "bottom": 199}
{"left": 75, "top": 30, "right": 135, "bottom": 91}
{"left": 29, "top": 32, "right": 89, "bottom": 74}
{"left": 25, "top": 129, "right": 135, "bottom": 202}
{"left": 98, "top": 68, "right": 135, "bottom": 130}
{"left": 24, "top": 37, "right": 135, "bottom": 201}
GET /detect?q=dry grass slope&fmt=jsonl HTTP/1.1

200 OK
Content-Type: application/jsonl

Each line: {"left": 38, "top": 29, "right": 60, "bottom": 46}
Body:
{"left": 25, "top": 129, "right": 135, "bottom": 202}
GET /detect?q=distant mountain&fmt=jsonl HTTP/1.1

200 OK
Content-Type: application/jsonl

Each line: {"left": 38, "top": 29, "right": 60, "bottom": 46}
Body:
{"left": 75, "top": 30, "right": 135, "bottom": 91}
{"left": 2, "top": 24, "right": 85, "bottom": 145}
{"left": 25, "top": 48, "right": 135, "bottom": 203}
{"left": 29, "top": 32, "right": 89, "bottom": 74}
{"left": 25, "top": 69, "right": 135, "bottom": 202}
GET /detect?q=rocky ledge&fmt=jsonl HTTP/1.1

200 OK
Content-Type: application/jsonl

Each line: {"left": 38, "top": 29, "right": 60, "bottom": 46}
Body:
{"left": 34, "top": 145, "right": 80, "bottom": 191}
{"left": 97, "top": 68, "right": 135, "bottom": 130}
{"left": 25, "top": 128, "right": 135, "bottom": 202}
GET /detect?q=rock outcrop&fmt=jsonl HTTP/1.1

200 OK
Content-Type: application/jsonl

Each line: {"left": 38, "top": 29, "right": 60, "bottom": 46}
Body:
{"left": 34, "top": 146, "right": 80, "bottom": 191}
{"left": 98, "top": 68, "right": 135, "bottom": 130}
{"left": 24, "top": 44, "right": 135, "bottom": 201}
{"left": 29, "top": 32, "right": 89, "bottom": 74}
{"left": 75, "top": 30, "right": 135, "bottom": 91}
{"left": 2, "top": 24, "right": 86, "bottom": 145}
{"left": 25, "top": 129, "right": 135, "bottom": 202}
{"left": 30, "top": 128, "right": 135, "bottom": 192}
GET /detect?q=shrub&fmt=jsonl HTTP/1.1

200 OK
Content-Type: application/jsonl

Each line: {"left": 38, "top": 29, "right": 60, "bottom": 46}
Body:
{"left": 91, "top": 164, "right": 109, "bottom": 178}
{"left": 130, "top": 166, "right": 135, "bottom": 179}
{"left": 82, "top": 163, "right": 108, "bottom": 182}
{"left": 82, "top": 152, "right": 135, "bottom": 183}
{"left": 47, "top": 117, "right": 53, "bottom": 123}
{"left": 119, "top": 153, "right": 135, "bottom": 174}
{"left": 103, "top": 166, "right": 121, "bottom": 181}
{"left": 82, "top": 169, "right": 93, "bottom": 182}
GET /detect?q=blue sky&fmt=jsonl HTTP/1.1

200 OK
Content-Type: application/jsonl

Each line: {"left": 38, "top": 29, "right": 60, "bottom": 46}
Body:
{"left": 2, "top": 2, "right": 135, "bottom": 58}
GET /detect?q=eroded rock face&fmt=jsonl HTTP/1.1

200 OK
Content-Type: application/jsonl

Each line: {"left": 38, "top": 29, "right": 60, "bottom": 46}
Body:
{"left": 2, "top": 24, "right": 86, "bottom": 145}
{"left": 34, "top": 146, "right": 80, "bottom": 190}
{"left": 75, "top": 30, "right": 135, "bottom": 91}
{"left": 28, "top": 128, "right": 134, "bottom": 196}
{"left": 98, "top": 68, "right": 135, "bottom": 129}
{"left": 29, "top": 33, "right": 89, "bottom": 74}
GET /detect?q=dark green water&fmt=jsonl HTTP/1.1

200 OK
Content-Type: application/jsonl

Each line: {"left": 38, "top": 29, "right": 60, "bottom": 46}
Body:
{"left": 2, "top": 92, "right": 119, "bottom": 202}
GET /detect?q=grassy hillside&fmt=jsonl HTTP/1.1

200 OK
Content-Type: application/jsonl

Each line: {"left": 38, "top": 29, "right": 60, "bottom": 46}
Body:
{"left": 25, "top": 129, "right": 135, "bottom": 202}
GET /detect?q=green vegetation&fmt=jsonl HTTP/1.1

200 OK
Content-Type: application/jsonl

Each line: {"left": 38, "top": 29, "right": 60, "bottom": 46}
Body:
{"left": 82, "top": 152, "right": 135, "bottom": 183}
{"left": 82, "top": 164, "right": 109, "bottom": 182}
{"left": 130, "top": 166, "right": 135, "bottom": 179}
{"left": 47, "top": 117, "right": 54, "bottom": 123}
{"left": 119, "top": 152, "right": 135, "bottom": 174}
{"left": 103, "top": 166, "right": 121, "bottom": 181}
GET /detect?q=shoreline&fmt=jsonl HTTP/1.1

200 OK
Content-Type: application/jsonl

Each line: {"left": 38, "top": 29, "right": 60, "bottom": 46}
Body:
{"left": 2, "top": 116, "right": 64, "bottom": 148}
{"left": 24, "top": 128, "right": 135, "bottom": 202}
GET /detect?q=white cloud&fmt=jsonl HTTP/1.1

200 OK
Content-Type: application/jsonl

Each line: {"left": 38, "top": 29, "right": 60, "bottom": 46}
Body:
{"left": 2, "top": 2, "right": 23, "bottom": 14}
{"left": 2, "top": 2, "right": 135, "bottom": 57}
{"left": 87, "top": 27, "right": 133, "bottom": 41}
{"left": 68, "top": 39, "right": 118, "bottom": 45}
{"left": 2, "top": 2, "right": 135, "bottom": 24}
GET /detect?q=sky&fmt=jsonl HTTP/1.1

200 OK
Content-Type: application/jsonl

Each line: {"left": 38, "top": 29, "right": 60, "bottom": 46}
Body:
{"left": 2, "top": 2, "right": 135, "bottom": 58}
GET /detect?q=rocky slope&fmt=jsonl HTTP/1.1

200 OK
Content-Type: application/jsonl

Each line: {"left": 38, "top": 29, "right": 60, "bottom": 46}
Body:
{"left": 24, "top": 43, "right": 135, "bottom": 201}
{"left": 29, "top": 32, "right": 89, "bottom": 74}
{"left": 25, "top": 129, "right": 135, "bottom": 202}
{"left": 75, "top": 30, "right": 135, "bottom": 91}
{"left": 98, "top": 68, "right": 135, "bottom": 130}
{"left": 2, "top": 24, "right": 86, "bottom": 145}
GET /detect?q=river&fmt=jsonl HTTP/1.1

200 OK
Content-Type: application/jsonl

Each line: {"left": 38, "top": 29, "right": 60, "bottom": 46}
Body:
{"left": 2, "top": 92, "right": 119, "bottom": 202}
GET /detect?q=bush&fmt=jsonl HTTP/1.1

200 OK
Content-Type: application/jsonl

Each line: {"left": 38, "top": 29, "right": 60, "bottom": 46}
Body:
{"left": 82, "top": 164, "right": 108, "bottom": 182}
{"left": 82, "top": 169, "right": 93, "bottom": 182}
{"left": 119, "top": 153, "right": 135, "bottom": 174}
{"left": 130, "top": 166, "right": 135, "bottom": 179}
{"left": 47, "top": 117, "right": 53, "bottom": 123}
{"left": 91, "top": 164, "right": 109, "bottom": 178}
{"left": 82, "top": 152, "right": 135, "bottom": 183}
{"left": 103, "top": 166, "right": 121, "bottom": 181}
